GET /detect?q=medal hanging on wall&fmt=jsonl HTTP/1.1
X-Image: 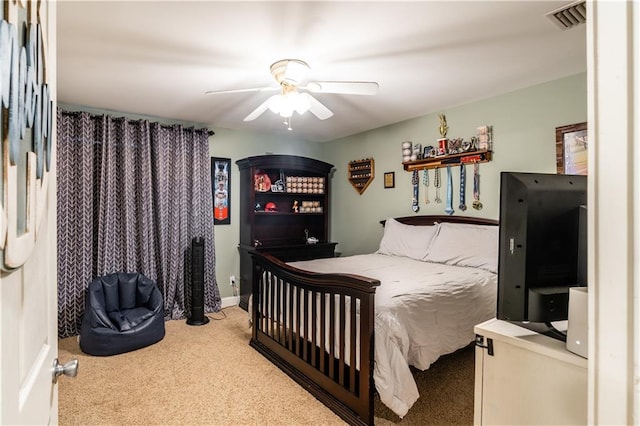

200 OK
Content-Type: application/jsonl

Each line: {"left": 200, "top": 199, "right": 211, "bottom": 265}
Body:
{"left": 473, "top": 163, "right": 483, "bottom": 210}
{"left": 444, "top": 166, "right": 455, "bottom": 215}
{"left": 459, "top": 164, "right": 467, "bottom": 211}
{"left": 423, "top": 168, "right": 430, "bottom": 204}
{"left": 434, "top": 167, "right": 442, "bottom": 203}
{"left": 411, "top": 170, "right": 420, "bottom": 212}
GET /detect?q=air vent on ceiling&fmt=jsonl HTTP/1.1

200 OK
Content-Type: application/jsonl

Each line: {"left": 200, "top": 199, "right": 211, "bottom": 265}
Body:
{"left": 546, "top": 0, "right": 586, "bottom": 30}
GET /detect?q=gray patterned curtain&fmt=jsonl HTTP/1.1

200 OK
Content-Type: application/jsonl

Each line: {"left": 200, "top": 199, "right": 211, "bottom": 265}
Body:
{"left": 56, "top": 109, "right": 221, "bottom": 338}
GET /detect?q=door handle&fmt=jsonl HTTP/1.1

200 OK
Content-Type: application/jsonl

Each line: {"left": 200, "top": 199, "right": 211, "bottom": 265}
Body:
{"left": 52, "top": 358, "right": 78, "bottom": 384}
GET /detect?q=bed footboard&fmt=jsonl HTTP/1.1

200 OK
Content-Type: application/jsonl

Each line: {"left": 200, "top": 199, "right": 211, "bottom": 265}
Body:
{"left": 250, "top": 252, "right": 380, "bottom": 426}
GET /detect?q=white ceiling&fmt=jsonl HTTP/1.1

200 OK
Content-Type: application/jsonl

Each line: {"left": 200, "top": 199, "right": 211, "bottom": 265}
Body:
{"left": 56, "top": 1, "right": 586, "bottom": 143}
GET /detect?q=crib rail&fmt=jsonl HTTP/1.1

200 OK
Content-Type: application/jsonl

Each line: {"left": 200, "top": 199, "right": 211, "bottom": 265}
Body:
{"left": 250, "top": 252, "right": 380, "bottom": 426}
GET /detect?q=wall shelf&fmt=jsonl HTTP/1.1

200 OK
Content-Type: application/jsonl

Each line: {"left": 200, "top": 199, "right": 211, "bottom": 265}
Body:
{"left": 348, "top": 158, "right": 374, "bottom": 194}
{"left": 403, "top": 150, "right": 492, "bottom": 171}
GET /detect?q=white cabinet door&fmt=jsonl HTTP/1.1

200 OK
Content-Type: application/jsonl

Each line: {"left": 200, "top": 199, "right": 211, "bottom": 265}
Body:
{"left": 474, "top": 319, "right": 587, "bottom": 425}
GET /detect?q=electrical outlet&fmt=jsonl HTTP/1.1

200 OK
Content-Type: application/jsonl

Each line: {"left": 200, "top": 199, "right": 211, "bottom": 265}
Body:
{"left": 230, "top": 275, "right": 236, "bottom": 286}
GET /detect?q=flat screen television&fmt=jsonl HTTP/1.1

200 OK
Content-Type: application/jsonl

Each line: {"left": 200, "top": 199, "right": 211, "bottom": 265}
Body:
{"left": 496, "top": 171, "right": 587, "bottom": 340}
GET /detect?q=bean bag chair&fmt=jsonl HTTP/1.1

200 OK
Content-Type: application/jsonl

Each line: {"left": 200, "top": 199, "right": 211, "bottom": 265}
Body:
{"left": 79, "top": 272, "right": 165, "bottom": 356}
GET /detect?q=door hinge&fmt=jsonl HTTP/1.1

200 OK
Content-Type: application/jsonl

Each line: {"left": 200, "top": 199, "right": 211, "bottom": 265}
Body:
{"left": 475, "top": 334, "right": 494, "bottom": 356}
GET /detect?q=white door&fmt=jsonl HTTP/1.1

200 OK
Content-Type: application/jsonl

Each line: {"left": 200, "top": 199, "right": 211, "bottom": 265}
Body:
{"left": 0, "top": 0, "right": 63, "bottom": 423}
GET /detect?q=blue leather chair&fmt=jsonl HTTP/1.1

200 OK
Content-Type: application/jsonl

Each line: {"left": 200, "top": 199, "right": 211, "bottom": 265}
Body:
{"left": 79, "top": 272, "right": 165, "bottom": 356}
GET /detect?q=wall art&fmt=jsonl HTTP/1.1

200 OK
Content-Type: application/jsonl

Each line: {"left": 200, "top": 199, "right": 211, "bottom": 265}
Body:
{"left": 212, "top": 157, "right": 231, "bottom": 225}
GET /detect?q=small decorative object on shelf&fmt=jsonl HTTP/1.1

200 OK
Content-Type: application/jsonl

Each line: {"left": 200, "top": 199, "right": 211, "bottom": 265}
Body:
{"left": 285, "top": 176, "right": 325, "bottom": 194}
{"left": 348, "top": 158, "right": 375, "bottom": 194}
{"left": 476, "top": 125, "right": 493, "bottom": 151}
{"left": 412, "top": 143, "right": 422, "bottom": 161}
{"left": 437, "top": 113, "right": 449, "bottom": 155}
{"left": 401, "top": 141, "right": 412, "bottom": 162}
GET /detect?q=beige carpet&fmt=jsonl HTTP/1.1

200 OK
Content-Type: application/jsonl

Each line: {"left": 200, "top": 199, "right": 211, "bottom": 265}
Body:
{"left": 58, "top": 306, "right": 474, "bottom": 425}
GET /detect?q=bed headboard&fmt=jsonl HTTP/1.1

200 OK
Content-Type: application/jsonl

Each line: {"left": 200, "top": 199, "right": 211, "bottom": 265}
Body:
{"left": 381, "top": 215, "right": 498, "bottom": 227}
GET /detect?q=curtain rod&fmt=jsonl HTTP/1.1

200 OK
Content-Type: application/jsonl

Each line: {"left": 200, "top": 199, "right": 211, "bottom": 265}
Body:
{"left": 59, "top": 109, "right": 215, "bottom": 136}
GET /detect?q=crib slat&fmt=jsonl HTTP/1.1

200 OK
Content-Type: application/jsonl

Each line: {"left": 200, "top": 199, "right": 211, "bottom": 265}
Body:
{"left": 295, "top": 285, "right": 301, "bottom": 357}
{"left": 329, "top": 291, "right": 335, "bottom": 379}
{"left": 302, "top": 288, "right": 309, "bottom": 361}
{"left": 268, "top": 273, "right": 275, "bottom": 337}
{"left": 288, "top": 281, "right": 294, "bottom": 351}
{"left": 260, "top": 274, "right": 267, "bottom": 333}
{"left": 311, "top": 290, "right": 317, "bottom": 367}
{"left": 349, "top": 296, "right": 357, "bottom": 393}
{"left": 320, "top": 291, "right": 326, "bottom": 373}
{"left": 339, "top": 294, "right": 346, "bottom": 386}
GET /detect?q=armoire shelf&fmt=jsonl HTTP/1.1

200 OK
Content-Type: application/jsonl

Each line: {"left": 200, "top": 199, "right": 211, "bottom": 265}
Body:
{"left": 235, "top": 155, "right": 337, "bottom": 310}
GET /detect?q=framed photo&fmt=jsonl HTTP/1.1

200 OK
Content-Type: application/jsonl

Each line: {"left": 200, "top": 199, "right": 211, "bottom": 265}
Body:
{"left": 556, "top": 122, "right": 588, "bottom": 175}
{"left": 384, "top": 172, "right": 395, "bottom": 189}
{"left": 211, "top": 157, "right": 231, "bottom": 225}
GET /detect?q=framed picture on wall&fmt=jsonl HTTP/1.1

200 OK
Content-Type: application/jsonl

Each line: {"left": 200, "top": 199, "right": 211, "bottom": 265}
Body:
{"left": 384, "top": 172, "right": 395, "bottom": 188}
{"left": 211, "top": 157, "right": 231, "bottom": 225}
{"left": 556, "top": 122, "right": 588, "bottom": 175}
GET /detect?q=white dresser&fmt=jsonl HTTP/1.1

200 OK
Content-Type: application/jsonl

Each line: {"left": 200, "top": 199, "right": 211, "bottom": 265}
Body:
{"left": 474, "top": 318, "right": 587, "bottom": 425}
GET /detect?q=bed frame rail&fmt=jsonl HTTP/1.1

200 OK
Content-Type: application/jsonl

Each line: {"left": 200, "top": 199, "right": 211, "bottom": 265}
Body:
{"left": 250, "top": 252, "right": 380, "bottom": 426}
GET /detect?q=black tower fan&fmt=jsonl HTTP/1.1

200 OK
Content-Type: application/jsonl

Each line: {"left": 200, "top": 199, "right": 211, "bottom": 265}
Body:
{"left": 187, "top": 237, "right": 209, "bottom": 325}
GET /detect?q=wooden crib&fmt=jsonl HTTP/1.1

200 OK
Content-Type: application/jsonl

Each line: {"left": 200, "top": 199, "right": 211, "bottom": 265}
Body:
{"left": 250, "top": 251, "right": 379, "bottom": 425}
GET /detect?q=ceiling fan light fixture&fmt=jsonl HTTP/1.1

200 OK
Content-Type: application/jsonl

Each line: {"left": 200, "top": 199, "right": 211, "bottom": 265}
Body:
{"left": 291, "top": 91, "right": 310, "bottom": 115}
{"left": 267, "top": 91, "right": 309, "bottom": 118}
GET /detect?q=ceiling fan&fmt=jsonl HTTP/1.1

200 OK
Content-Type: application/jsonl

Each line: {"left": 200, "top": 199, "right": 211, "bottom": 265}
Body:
{"left": 205, "top": 59, "right": 379, "bottom": 126}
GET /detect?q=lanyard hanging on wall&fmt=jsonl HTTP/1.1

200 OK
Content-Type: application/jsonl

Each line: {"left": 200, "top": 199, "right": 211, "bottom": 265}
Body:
{"left": 459, "top": 164, "right": 467, "bottom": 211}
{"left": 411, "top": 170, "right": 420, "bottom": 212}
{"left": 423, "top": 168, "right": 430, "bottom": 204}
{"left": 434, "top": 167, "right": 442, "bottom": 204}
{"left": 473, "top": 163, "right": 483, "bottom": 210}
{"left": 444, "top": 166, "right": 455, "bottom": 215}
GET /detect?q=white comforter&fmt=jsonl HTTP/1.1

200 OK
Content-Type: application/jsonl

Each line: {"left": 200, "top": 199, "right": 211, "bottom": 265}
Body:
{"left": 289, "top": 253, "right": 497, "bottom": 418}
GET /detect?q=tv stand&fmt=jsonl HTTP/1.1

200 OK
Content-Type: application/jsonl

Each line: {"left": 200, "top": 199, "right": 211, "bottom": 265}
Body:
{"left": 474, "top": 319, "right": 586, "bottom": 425}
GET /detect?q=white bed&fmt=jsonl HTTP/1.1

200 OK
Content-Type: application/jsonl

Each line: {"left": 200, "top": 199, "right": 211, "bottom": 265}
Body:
{"left": 290, "top": 218, "right": 498, "bottom": 417}
{"left": 248, "top": 215, "right": 498, "bottom": 425}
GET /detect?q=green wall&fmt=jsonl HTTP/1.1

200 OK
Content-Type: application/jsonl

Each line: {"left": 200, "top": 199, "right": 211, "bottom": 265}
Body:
{"left": 320, "top": 73, "right": 587, "bottom": 258}
{"left": 206, "top": 128, "right": 323, "bottom": 300}
{"left": 59, "top": 72, "right": 587, "bottom": 303}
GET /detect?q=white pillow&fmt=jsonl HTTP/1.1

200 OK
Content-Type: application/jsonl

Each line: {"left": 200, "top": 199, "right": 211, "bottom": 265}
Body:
{"left": 424, "top": 222, "right": 499, "bottom": 273}
{"left": 376, "top": 218, "right": 439, "bottom": 260}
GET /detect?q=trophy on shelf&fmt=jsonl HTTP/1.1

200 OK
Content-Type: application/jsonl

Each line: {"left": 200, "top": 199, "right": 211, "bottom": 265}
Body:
{"left": 437, "top": 113, "right": 449, "bottom": 156}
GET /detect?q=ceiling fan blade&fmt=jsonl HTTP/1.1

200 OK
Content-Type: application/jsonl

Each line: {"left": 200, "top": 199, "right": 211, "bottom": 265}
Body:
{"left": 205, "top": 86, "right": 278, "bottom": 95}
{"left": 303, "top": 81, "right": 379, "bottom": 96}
{"left": 302, "top": 93, "right": 333, "bottom": 120}
{"left": 243, "top": 98, "right": 272, "bottom": 121}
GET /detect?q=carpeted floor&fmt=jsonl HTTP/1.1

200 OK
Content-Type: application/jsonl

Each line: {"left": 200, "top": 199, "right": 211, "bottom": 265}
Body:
{"left": 58, "top": 306, "right": 474, "bottom": 425}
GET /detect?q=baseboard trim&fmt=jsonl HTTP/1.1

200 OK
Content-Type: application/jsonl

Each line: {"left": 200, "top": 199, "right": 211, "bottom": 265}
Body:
{"left": 221, "top": 296, "right": 240, "bottom": 309}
